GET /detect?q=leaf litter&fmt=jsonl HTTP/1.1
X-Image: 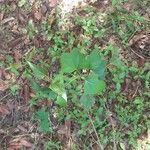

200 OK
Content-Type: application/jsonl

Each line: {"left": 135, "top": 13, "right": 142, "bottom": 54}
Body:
{"left": 0, "top": 0, "right": 150, "bottom": 149}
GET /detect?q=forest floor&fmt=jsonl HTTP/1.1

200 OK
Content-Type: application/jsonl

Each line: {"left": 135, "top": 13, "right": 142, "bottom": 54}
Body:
{"left": 0, "top": 0, "right": 150, "bottom": 150}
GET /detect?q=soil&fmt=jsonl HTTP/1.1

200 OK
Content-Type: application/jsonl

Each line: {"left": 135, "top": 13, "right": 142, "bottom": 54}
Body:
{"left": 0, "top": 0, "right": 150, "bottom": 149}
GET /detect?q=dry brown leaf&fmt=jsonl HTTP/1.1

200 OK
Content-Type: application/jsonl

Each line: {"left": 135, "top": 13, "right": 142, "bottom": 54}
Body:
{"left": 23, "top": 85, "right": 30, "bottom": 101}
{"left": 20, "top": 79, "right": 30, "bottom": 101}
{"left": 65, "top": 119, "right": 71, "bottom": 138}
{"left": 122, "top": 77, "right": 131, "bottom": 92}
{"left": 0, "top": 54, "right": 5, "bottom": 61}
{"left": 0, "top": 69, "right": 16, "bottom": 91}
{"left": 8, "top": 37, "right": 24, "bottom": 49}
{"left": 7, "top": 143, "right": 22, "bottom": 150}
{"left": 17, "top": 125, "right": 27, "bottom": 132}
{"left": 13, "top": 51, "right": 22, "bottom": 63}
{"left": 107, "top": 64, "right": 117, "bottom": 70}
{"left": 0, "top": 68, "right": 3, "bottom": 79}
{"left": 57, "top": 120, "right": 72, "bottom": 139}
{"left": 49, "top": 0, "right": 57, "bottom": 7}
{"left": 57, "top": 125, "right": 67, "bottom": 135}
{"left": 41, "top": 4, "right": 47, "bottom": 15}
{"left": 1, "top": 17, "right": 15, "bottom": 25}
{"left": 137, "top": 130, "right": 150, "bottom": 150}
{"left": 34, "top": 9, "right": 42, "bottom": 20}
{"left": 8, "top": 138, "right": 33, "bottom": 150}
{"left": 129, "top": 33, "right": 147, "bottom": 46}
{"left": 138, "top": 57, "right": 145, "bottom": 67}
{"left": 0, "top": 0, "right": 4, "bottom": 3}
{"left": 0, "top": 79, "right": 10, "bottom": 91}
{"left": 20, "top": 139, "right": 33, "bottom": 147}
{"left": 0, "top": 13, "right": 4, "bottom": 21}
{"left": 0, "top": 105, "right": 10, "bottom": 115}
{"left": 123, "top": 2, "right": 133, "bottom": 11}
{"left": 107, "top": 112, "right": 118, "bottom": 128}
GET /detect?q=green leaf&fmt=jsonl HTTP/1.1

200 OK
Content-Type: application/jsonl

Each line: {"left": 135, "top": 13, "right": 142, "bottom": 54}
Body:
{"left": 56, "top": 95, "right": 67, "bottom": 107}
{"left": 18, "top": 0, "right": 26, "bottom": 7}
{"left": 112, "top": 0, "right": 121, "bottom": 6}
{"left": 61, "top": 48, "right": 85, "bottom": 73}
{"left": 10, "top": 84, "right": 20, "bottom": 95}
{"left": 44, "top": 141, "right": 60, "bottom": 150}
{"left": 80, "top": 94, "right": 95, "bottom": 109}
{"left": 30, "top": 80, "right": 57, "bottom": 99}
{"left": 49, "top": 74, "right": 67, "bottom": 105}
{"left": 34, "top": 107, "right": 51, "bottom": 132}
{"left": 84, "top": 73, "right": 106, "bottom": 95}
{"left": 27, "top": 61, "right": 46, "bottom": 79}
{"left": 87, "top": 50, "right": 106, "bottom": 79}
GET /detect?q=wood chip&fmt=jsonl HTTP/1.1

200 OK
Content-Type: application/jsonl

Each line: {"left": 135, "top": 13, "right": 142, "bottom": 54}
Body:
{"left": 1, "top": 17, "right": 15, "bottom": 25}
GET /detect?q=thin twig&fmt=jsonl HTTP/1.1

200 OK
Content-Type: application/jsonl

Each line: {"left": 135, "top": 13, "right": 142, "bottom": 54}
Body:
{"left": 0, "top": 93, "right": 11, "bottom": 102}
{"left": 107, "top": 111, "right": 117, "bottom": 150}
{"left": 132, "top": 85, "right": 139, "bottom": 98}
{"left": 87, "top": 112, "right": 104, "bottom": 150}
{"left": 130, "top": 47, "right": 144, "bottom": 59}
{"left": 105, "top": 100, "right": 117, "bottom": 150}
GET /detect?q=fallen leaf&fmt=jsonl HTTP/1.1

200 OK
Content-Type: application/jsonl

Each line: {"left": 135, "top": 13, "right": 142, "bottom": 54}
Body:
{"left": 123, "top": 2, "right": 133, "bottom": 11}
{"left": 65, "top": 119, "right": 71, "bottom": 138}
{"left": 0, "top": 105, "right": 10, "bottom": 115}
{"left": 49, "top": 0, "right": 57, "bottom": 7}
{"left": 8, "top": 36, "right": 25, "bottom": 50}
{"left": 129, "top": 32, "right": 147, "bottom": 46}
{"left": 41, "top": 4, "right": 47, "bottom": 15}
{"left": 1, "top": 17, "right": 15, "bottom": 25}
{"left": 0, "top": 54, "right": 5, "bottom": 61}
{"left": 0, "top": 68, "right": 3, "bottom": 79}
{"left": 138, "top": 57, "right": 145, "bottom": 67}
{"left": 122, "top": 77, "right": 131, "bottom": 92}
{"left": 0, "top": 13, "right": 4, "bottom": 21}
{"left": 57, "top": 120, "right": 72, "bottom": 139}
{"left": 20, "top": 79, "right": 30, "bottom": 101}
{"left": 20, "top": 139, "right": 33, "bottom": 147}
{"left": 7, "top": 143, "right": 22, "bottom": 150}
{"left": 107, "top": 112, "right": 118, "bottom": 128}
{"left": 0, "top": 70, "right": 16, "bottom": 91}
{"left": 34, "top": 9, "right": 42, "bottom": 20}
{"left": 107, "top": 64, "right": 117, "bottom": 70}
{"left": 8, "top": 138, "right": 33, "bottom": 150}
{"left": 57, "top": 125, "right": 67, "bottom": 135}
{"left": 0, "top": 79, "right": 10, "bottom": 91}
{"left": 17, "top": 125, "right": 27, "bottom": 132}
{"left": 13, "top": 51, "right": 22, "bottom": 63}
{"left": 137, "top": 130, "right": 150, "bottom": 150}
{"left": 129, "top": 32, "right": 150, "bottom": 59}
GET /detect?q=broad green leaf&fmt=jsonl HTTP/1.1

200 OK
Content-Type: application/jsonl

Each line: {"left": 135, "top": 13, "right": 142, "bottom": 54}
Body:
{"left": 35, "top": 107, "right": 51, "bottom": 132}
{"left": 50, "top": 80, "right": 64, "bottom": 95}
{"left": 88, "top": 50, "right": 106, "bottom": 79}
{"left": 49, "top": 74, "right": 67, "bottom": 104}
{"left": 30, "top": 80, "right": 57, "bottom": 99}
{"left": 27, "top": 61, "right": 46, "bottom": 79}
{"left": 80, "top": 94, "right": 95, "bottom": 109}
{"left": 56, "top": 95, "right": 67, "bottom": 107}
{"left": 61, "top": 48, "right": 85, "bottom": 73}
{"left": 84, "top": 73, "right": 106, "bottom": 95}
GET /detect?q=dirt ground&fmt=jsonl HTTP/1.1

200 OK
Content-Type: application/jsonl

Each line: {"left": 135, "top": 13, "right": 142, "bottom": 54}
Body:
{"left": 0, "top": 0, "right": 150, "bottom": 150}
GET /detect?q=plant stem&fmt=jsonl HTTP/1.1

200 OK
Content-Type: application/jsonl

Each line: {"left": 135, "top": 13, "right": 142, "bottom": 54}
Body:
{"left": 87, "top": 111, "right": 104, "bottom": 150}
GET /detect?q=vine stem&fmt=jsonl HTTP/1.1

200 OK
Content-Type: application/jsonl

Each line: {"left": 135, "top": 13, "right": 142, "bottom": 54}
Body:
{"left": 87, "top": 111, "right": 104, "bottom": 150}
